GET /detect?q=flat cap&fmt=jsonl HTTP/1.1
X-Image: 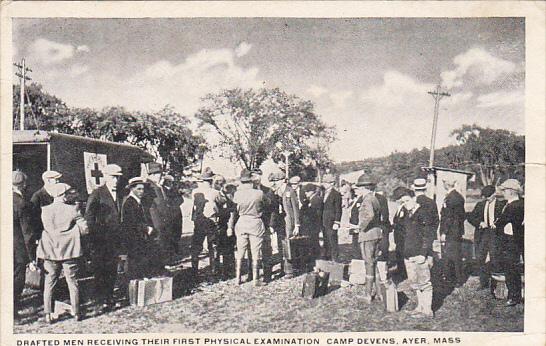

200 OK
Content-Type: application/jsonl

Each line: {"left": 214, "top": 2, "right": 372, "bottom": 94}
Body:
{"left": 42, "top": 170, "right": 62, "bottom": 181}
{"left": 288, "top": 176, "right": 301, "bottom": 185}
{"left": 49, "top": 183, "right": 72, "bottom": 198}
{"left": 302, "top": 183, "right": 317, "bottom": 193}
{"left": 391, "top": 186, "right": 413, "bottom": 201}
{"left": 499, "top": 179, "right": 522, "bottom": 192}
{"left": 103, "top": 164, "right": 123, "bottom": 176}
{"left": 322, "top": 174, "right": 335, "bottom": 183}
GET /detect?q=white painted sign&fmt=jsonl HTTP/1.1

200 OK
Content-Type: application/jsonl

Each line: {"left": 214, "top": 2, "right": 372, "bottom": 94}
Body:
{"left": 84, "top": 152, "right": 107, "bottom": 193}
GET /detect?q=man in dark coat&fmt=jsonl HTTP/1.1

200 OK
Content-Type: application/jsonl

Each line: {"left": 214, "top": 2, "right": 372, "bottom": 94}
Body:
{"left": 467, "top": 185, "right": 506, "bottom": 290}
{"left": 85, "top": 164, "right": 124, "bottom": 314}
{"left": 13, "top": 171, "right": 36, "bottom": 320}
{"left": 392, "top": 187, "right": 436, "bottom": 318}
{"left": 321, "top": 174, "right": 342, "bottom": 262}
{"left": 162, "top": 174, "right": 183, "bottom": 261}
{"left": 121, "top": 177, "right": 155, "bottom": 280}
{"left": 300, "top": 183, "right": 323, "bottom": 263}
{"left": 439, "top": 177, "right": 466, "bottom": 287}
{"left": 495, "top": 179, "right": 524, "bottom": 306}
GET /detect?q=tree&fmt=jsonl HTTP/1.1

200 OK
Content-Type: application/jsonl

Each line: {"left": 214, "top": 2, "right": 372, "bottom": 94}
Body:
{"left": 450, "top": 124, "right": 525, "bottom": 185}
{"left": 13, "top": 83, "right": 205, "bottom": 174}
{"left": 195, "top": 87, "right": 336, "bottom": 176}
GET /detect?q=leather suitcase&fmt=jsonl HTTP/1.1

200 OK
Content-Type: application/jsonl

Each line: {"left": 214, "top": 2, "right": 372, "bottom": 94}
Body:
{"left": 129, "top": 277, "right": 173, "bottom": 307}
{"left": 282, "top": 236, "right": 310, "bottom": 262}
{"left": 315, "top": 260, "right": 346, "bottom": 282}
{"left": 301, "top": 271, "right": 329, "bottom": 298}
{"left": 380, "top": 280, "right": 399, "bottom": 312}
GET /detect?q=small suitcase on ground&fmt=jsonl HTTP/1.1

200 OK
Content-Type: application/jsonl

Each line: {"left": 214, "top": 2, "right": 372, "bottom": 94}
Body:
{"left": 301, "top": 271, "right": 329, "bottom": 298}
{"left": 282, "top": 236, "right": 310, "bottom": 261}
{"left": 492, "top": 274, "right": 508, "bottom": 300}
{"left": 349, "top": 259, "right": 367, "bottom": 285}
{"left": 129, "top": 277, "right": 173, "bottom": 307}
{"left": 380, "top": 280, "right": 399, "bottom": 312}
{"left": 315, "top": 259, "right": 346, "bottom": 283}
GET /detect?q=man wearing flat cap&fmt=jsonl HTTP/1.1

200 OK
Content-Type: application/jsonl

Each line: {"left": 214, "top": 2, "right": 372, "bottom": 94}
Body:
{"left": 85, "top": 164, "right": 124, "bottom": 315}
{"left": 30, "top": 170, "right": 63, "bottom": 253}
{"left": 353, "top": 174, "right": 383, "bottom": 303}
{"left": 495, "top": 179, "right": 524, "bottom": 306}
{"left": 191, "top": 167, "right": 222, "bottom": 276}
{"left": 321, "top": 174, "right": 342, "bottom": 262}
{"left": 467, "top": 185, "right": 506, "bottom": 291}
{"left": 13, "top": 171, "right": 35, "bottom": 321}
{"left": 439, "top": 177, "right": 466, "bottom": 288}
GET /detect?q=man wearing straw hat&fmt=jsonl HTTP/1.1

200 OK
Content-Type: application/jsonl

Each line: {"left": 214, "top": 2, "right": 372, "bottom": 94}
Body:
{"left": 229, "top": 169, "right": 267, "bottom": 286}
{"left": 495, "top": 179, "right": 524, "bottom": 306}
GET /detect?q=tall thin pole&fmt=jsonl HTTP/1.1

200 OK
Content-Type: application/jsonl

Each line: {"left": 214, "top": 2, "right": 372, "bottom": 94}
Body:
{"left": 427, "top": 85, "right": 450, "bottom": 167}
{"left": 14, "top": 58, "right": 32, "bottom": 130}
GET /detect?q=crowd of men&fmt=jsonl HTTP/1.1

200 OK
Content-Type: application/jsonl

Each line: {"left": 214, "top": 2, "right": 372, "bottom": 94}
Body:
{"left": 13, "top": 161, "right": 525, "bottom": 324}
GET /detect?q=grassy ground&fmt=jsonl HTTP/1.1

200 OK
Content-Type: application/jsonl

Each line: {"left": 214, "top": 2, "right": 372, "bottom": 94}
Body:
{"left": 14, "top": 226, "right": 523, "bottom": 334}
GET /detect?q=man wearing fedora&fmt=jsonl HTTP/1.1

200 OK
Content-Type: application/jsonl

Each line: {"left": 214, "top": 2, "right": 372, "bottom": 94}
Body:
{"left": 439, "top": 177, "right": 466, "bottom": 288}
{"left": 467, "top": 185, "right": 506, "bottom": 291}
{"left": 190, "top": 167, "right": 222, "bottom": 276}
{"left": 228, "top": 169, "right": 267, "bottom": 286}
{"left": 353, "top": 174, "right": 383, "bottom": 303}
{"left": 495, "top": 179, "right": 524, "bottom": 306}
{"left": 121, "top": 177, "right": 155, "bottom": 280}
{"left": 321, "top": 174, "right": 342, "bottom": 262}
{"left": 85, "top": 164, "right": 124, "bottom": 315}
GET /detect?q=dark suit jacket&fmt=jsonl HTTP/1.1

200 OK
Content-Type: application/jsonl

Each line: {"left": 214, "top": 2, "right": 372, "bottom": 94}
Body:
{"left": 301, "top": 192, "right": 323, "bottom": 235}
{"left": 258, "top": 184, "right": 273, "bottom": 229}
{"left": 30, "top": 186, "right": 54, "bottom": 235}
{"left": 416, "top": 194, "right": 439, "bottom": 231}
{"left": 440, "top": 189, "right": 466, "bottom": 241}
{"left": 163, "top": 186, "right": 183, "bottom": 236}
{"left": 467, "top": 198, "right": 506, "bottom": 243}
{"left": 282, "top": 184, "right": 300, "bottom": 235}
{"left": 121, "top": 195, "right": 152, "bottom": 255}
{"left": 14, "top": 192, "right": 34, "bottom": 264}
{"left": 322, "top": 188, "right": 342, "bottom": 229}
{"left": 85, "top": 185, "right": 123, "bottom": 257}
{"left": 375, "top": 192, "right": 391, "bottom": 230}
{"left": 143, "top": 181, "right": 169, "bottom": 233}
{"left": 495, "top": 198, "right": 524, "bottom": 251}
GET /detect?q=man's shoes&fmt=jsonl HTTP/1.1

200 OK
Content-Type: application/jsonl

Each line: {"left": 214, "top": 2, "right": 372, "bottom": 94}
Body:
{"left": 73, "top": 313, "right": 83, "bottom": 322}
{"left": 505, "top": 299, "right": 521, "bottom": 307}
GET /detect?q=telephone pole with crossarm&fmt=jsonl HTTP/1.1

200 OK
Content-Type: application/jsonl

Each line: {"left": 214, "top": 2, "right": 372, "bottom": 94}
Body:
{"left": 427, "top": 84, "right": 450, "bottom": 167}
{"left": 14, "top": 58, "right": 32, "bottom": 130}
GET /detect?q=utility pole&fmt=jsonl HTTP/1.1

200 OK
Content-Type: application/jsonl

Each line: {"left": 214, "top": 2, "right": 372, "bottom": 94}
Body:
{"left": 427, "top": 84, "right": 450, "bottom": 167}
{"left": 14, "top": 58, "right": 32, "bottom": 130}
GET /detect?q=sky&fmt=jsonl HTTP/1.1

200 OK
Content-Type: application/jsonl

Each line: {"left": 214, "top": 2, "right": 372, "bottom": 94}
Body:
{"left": 13, "top": 18, "right": 525, "bottom": 169}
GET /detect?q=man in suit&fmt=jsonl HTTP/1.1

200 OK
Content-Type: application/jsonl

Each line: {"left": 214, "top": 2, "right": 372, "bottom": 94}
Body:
{"left": 321, "top": 174, "right": 342, "bottom": 262}
{"left": 13, "top": 171, "right": 36, "bottom": 321}
{"left": 495, "top": 179, "right": 524, "bottom": 306}
{"left": 121, "top": 177, "right": 154, "bottom": 280}
{"left": 300, "top": 183, "right": 323, "bottom": 263}
{"left": 288, "top": 176, "right": 304, "bottom": 212}
{"left": 354, "top": 174, "right": 383, "bottom": 303}
{"left": 467, "top": 185, "right": 506, "bottom": 291}
{"left": 251, "top": 169, "right": 275, "bottom": 282}
{"left": 85, "top": 164, "right": 124, "bottom": 315}
{"left": 439, "top": 177, "right": 466, "bottom": 288}
{"left": 267, "top": 172, "right": 290, "bottom": 278}
{"left": 162, "top": 174, "right": 183, "bottom": 261}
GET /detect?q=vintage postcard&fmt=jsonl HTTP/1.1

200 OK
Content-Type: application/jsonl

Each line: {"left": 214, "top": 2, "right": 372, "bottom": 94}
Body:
{"left": 1, "top": 1, "right": 544, "bottom": 346}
